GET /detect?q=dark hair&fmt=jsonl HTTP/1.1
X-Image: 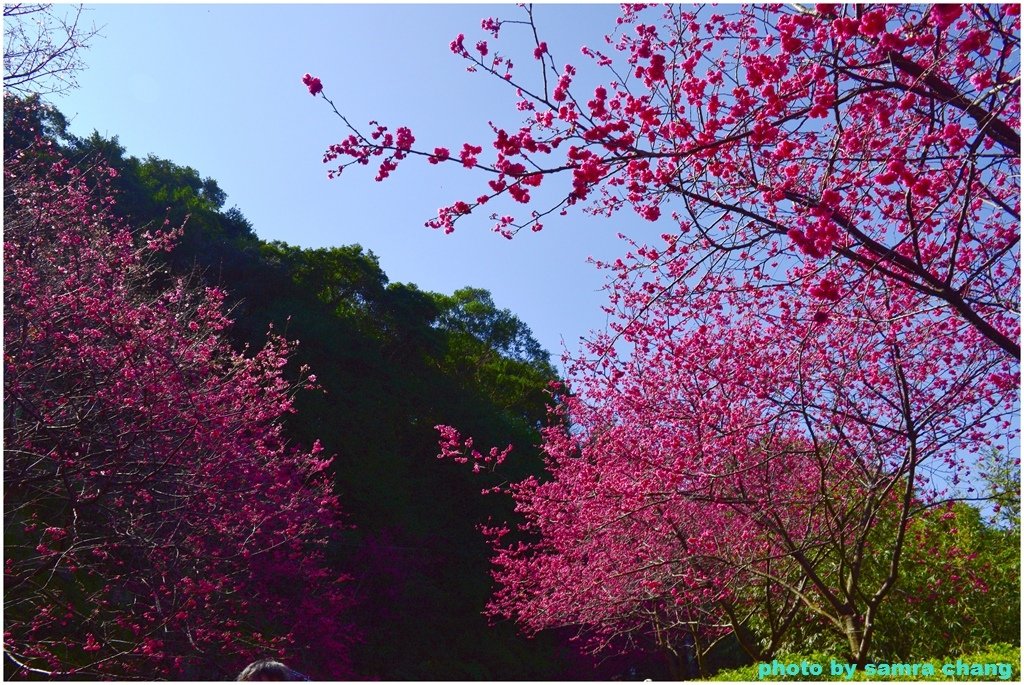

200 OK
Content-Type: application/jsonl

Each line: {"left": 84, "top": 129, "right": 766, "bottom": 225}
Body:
{"left": 236, "top": 659, "right": 295, "bottom": 681}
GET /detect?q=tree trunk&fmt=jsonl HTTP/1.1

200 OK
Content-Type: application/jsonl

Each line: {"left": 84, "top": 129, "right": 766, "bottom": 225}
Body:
{"left": 664, "top": 648, "right": 684, "bottom": 681}
{"left": 842, "top": 614, "right": 869, "bottom": 667}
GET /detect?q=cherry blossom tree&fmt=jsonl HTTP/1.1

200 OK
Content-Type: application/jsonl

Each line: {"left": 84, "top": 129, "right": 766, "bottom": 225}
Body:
{"left": 3, "top": 4, "right": 98, "bottom": 97}
{"left": 437, "top": 246, "right": 1014, "bottom": 667}
{"left": 4, "top": 137, "right": 353, "bottom": 679}
{"left": 307, "top": 3, "right": 1019, "bottom": 359}
{"left": 307, "top": 1, "right": 1019, "bottom": 669}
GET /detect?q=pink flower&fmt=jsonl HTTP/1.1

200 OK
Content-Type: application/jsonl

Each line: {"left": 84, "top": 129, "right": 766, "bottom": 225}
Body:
{"left": 302, "top": 73, "right": 323, "bottom": 96}
{"left": 460, "top": 143, "right": 483, "bottom": 168}
{"left": 639, "top": 204, "right": 661, "bottom": 221}
{"left": 428, "top": 147, "right": 450, "bottom": 165}
{"left": 858, "top": 10, "right": 888, "bottom": 37}
{"left": 450, "top": 33, "right": 468, "bottom": 56}
{"left": 930, "top": 4, "right": 963, "bottom": 30}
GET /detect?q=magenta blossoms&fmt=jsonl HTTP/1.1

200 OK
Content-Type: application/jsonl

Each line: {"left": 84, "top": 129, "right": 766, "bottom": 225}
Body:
{"left": 3, "top": 135, "right": 354, "bottom": 680}
{"left": 302, "top": 72, "right": 323, "bottom": 96}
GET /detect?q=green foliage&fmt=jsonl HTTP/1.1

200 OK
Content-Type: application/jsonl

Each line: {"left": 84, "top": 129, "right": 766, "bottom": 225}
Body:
{"left": 870, "top": 504, "right": 1020, "bottom": 660}
{"left": 980, "top": 448, "right": 1021, "bottom": 529}
{"left": 745, "top": 492, "right": 1021, "bottom": 665}
{"left": 3, "top": 93, "right": 73, "bottom": 154}
{"left": 432, "top": 287, "right": 554, "bottom": 430}
{"left": 435, "top": 287, "right": 551, "bottom": 366}
{"left": 263, "top": 242, "right": 389, "bottom": 321}
{"left": 709, "top": 645, "right": 1021, "bottom": 681}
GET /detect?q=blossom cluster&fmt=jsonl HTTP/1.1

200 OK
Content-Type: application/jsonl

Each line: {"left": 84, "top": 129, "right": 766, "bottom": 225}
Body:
{"left": 4, "top": 137, "right": 353, "bottom": 679}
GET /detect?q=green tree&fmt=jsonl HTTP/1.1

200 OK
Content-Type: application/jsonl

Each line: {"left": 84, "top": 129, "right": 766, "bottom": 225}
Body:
{"left": 763, "top": 500, "right": 1020, "bottom": 663}
{"left": 980, "top": 449, "right": 1021, "bottom": 530}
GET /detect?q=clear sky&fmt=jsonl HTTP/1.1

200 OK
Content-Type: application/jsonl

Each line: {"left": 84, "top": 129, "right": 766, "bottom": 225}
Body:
{"left": 49, "top": 3, "right": 654, "bottom": 366}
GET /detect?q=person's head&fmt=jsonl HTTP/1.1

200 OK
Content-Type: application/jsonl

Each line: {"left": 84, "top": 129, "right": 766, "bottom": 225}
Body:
{"left": 236, "top": 659, "right": 294, "bottom": 681}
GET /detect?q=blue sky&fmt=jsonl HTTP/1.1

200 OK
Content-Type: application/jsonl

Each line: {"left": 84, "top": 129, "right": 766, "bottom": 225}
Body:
{"left": 49, "top": 3, "right": 653, "bottom": 365}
